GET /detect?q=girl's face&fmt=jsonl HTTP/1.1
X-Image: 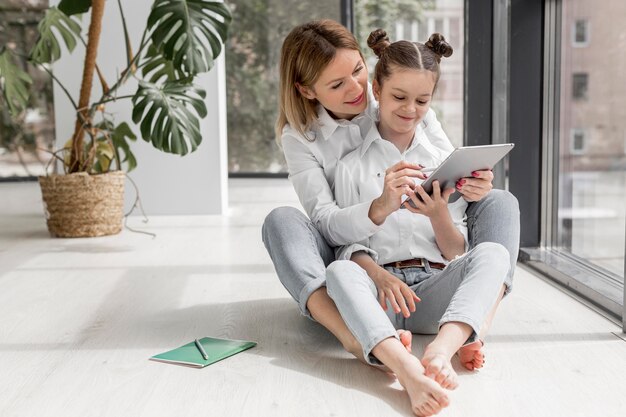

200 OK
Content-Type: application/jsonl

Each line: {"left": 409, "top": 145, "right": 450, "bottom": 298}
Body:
{"left": 297, "top": 48, "right": 368, "bottom": 120}
{"left": 374, "top": 68, "right": 436, "bottom": 140}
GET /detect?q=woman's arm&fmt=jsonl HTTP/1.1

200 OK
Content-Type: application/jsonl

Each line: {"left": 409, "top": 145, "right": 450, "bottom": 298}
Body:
{"left": 282, "top": 134, "right": 380, "bottom": 246}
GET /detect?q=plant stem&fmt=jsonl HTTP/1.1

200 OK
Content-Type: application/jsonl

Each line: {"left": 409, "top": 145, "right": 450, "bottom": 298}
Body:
{"left": 69, "top": 0, "right": 106, "bottom": 173}
{"left": 34, "top": 62, "right": 78, "bottom": 110}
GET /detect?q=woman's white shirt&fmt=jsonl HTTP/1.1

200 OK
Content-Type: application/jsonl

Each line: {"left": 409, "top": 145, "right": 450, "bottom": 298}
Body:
{"left": 281, "top": 88, "right": 454, "bottom": 247}
{"left": 281, "top": 91, "right": 380, "bottom": 246}
{"left": 334, "top": 119, "right": 469, "bottom": 265}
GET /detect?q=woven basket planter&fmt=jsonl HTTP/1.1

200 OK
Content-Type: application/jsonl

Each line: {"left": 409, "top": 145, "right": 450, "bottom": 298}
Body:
{"left": 38, "top": 171, "right": 125, "bottom": 238}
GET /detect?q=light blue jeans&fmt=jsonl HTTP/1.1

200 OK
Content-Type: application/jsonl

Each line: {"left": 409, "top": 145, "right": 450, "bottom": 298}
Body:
{"left": 261, "top": 190, "right": 520, "bottom": 349}
{"left": 325, "top": 243, "right": 510, "bottom": 364}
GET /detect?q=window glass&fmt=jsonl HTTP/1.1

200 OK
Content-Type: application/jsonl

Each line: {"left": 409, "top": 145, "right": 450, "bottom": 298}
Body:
{"left": 557, "top": 1, "right": 626, "bottom": 280}
{"left": 573, "top": 19, "right": 589, "bottom": 45}
{"left": 0, "top": 0, "right": 54, "bottom": 179}
{"left": 572, "top": 73, "right": 588, "bottom": 100}
{"left": 225, "top": 0, "right": 341, "bottom": 174}
{"left": 354, "top": 0, "right": 464, "bottom": 147}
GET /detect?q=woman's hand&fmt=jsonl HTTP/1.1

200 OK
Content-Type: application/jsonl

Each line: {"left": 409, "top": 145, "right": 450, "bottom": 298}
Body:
{"left": 403, "top": 180, "right": 455, "bottom": 219}
{"left": 457, "top": 169, "right": 494, "bottom": 202}
{"left": 369, "top": 161, "right": 427, "bottom": 225}
{"left": 370, "top": 267, "right": 421, "bottom": 318}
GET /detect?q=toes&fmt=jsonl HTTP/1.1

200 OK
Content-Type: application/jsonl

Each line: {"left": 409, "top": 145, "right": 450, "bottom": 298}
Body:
{"left": 398, "top": 330, "right": 413, "bottom": 352}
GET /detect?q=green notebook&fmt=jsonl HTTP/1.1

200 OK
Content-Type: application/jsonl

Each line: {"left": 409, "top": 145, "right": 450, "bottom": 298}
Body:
{"left": 150, "top": 337, "right": 257, "bottom": 368}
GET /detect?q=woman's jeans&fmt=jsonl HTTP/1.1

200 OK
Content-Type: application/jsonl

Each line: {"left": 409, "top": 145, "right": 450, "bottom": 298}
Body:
{"left": 261, "top": 189, "right": 520, "bottom": 329}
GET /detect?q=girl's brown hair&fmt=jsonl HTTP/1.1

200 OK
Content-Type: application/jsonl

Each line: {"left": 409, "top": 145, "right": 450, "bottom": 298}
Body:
{"left": 276, "top": 20, "right": 363, "bottom": 142}
{"left": 367, "top": 29, "right": 453, "bottom": 89}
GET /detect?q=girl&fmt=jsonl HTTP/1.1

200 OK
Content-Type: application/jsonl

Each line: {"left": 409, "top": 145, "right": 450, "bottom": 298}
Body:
{"left": 261, "top": 18, "right": 519, "bottom": 395}
{"left": 327, "top": 29, "right": 510, "bottom": 417}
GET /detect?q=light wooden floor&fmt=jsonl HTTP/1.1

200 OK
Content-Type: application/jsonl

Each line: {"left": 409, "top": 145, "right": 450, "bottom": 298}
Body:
{"left": 1, "top": 178, "right": 625, "bottom": 417}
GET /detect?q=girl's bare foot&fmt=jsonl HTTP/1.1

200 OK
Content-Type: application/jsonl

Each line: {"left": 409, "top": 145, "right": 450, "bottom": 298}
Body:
{"left": 457, "top": 339, "right": 484, "bottom": 371}
{"left": 396, "top": 355, "right": 450, "bottom": 416}
{"left": 345, "top": 329, "right": 413, "bottom": 367}
{"left": 421, "top": 351, "right": 458, "bottom": 390}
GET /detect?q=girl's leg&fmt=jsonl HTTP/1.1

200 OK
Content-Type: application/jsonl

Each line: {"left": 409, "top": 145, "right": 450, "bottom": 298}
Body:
{"left": 403, "top": 242, "right": 511, "bottom": 388}
{"left": 262, "top": 207, "right": 361, "bottom": 355}
{"left": 326, "top": 260, "right": 449, "bottom": 416}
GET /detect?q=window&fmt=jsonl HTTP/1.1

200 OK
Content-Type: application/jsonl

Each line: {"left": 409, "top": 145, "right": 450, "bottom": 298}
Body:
{"left": 354, "top": 0, "right": 465, "bottom": 147}
{"left": 572, "top": 73, "right": 588, "bottom": 100}
{"left": 0, "top": 0, "right": 55, "bottom": 179}
{"left": 573, "top": 19, "right": 590, "bottom": 46}
{"left": 570, "top": 128, "right": 587, "bottom": 154}
{"left": 225, "top": 0, "right": 342, "bottom": 174}
{"left": 541, "top": 0, "right": 625, "bottom": 317}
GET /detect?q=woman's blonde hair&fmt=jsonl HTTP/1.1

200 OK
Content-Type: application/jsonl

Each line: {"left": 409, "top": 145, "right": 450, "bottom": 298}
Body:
{"left": 276, "top": 20, "right": 362, "bottom": 142}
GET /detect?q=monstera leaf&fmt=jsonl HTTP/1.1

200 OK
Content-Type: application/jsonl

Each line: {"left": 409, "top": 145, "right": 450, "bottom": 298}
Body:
{"left": 147, "top": 0, "right": 231, "bottom": 76}
{"left": 30, "top": 7, "right": 82, "bottom": 64}
{"left": 0, "top": 47, "right": 33, "bottom": 116}
{"left": 111, "top": 122, "right": 138, "bottom": 172}
{"left": 141, "top": 43, "right": 187, "bottom": 84}
{"left": 58, "top": 0, "right": 92, "bottom": 16}
{"left": 132, "top": 80, "right": 207, "bottom": 155}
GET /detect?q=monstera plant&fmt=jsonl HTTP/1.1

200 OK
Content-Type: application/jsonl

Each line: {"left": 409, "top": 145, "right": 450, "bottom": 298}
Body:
{"left": 0, "top": 0, "right": 231, "bottom": 237}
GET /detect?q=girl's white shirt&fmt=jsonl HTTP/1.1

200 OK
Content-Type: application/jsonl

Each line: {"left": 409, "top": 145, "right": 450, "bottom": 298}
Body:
{"left": 280, "top": 84, "right": 456, "bottom": 248}
{"left": 334, "top": 120, "right": 469, "bottom": 265}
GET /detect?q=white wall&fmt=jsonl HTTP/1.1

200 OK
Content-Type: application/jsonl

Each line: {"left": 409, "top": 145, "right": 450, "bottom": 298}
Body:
{"left": 51, "top": 0, "right": 228, "bottom": 215}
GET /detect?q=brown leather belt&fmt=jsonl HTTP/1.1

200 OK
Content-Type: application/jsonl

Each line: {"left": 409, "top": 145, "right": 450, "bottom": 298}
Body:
{"left": 384, "top": 258, "right": 446, "bottom": 270}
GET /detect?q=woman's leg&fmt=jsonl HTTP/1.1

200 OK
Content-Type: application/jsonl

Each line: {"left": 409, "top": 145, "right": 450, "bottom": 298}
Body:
{"left": 466, "top": 189, "right": 520, "bottom": 288}
{"left": 326, "top": 260, "right": 449, "bottom": 416}
{"left": 402, "top": 242, "right": 510, "bottom": 387}
{"left": 262, "top": 207, "right": 362, "bottom": 356}
{"left": 463, "top": 190, "right": 520, "bottom": 363}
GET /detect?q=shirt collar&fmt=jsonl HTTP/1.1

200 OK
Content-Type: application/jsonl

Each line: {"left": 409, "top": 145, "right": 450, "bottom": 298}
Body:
{"left": 360, "top": 120, "right": 427, "bottom": 157}
{"left": 316, "top": 104, "right": 340, "bottom": 141}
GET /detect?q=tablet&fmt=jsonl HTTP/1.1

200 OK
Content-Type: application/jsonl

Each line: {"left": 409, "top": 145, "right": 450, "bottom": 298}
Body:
{"left": 406, "top": 143, "right": 514, "bottom": 205}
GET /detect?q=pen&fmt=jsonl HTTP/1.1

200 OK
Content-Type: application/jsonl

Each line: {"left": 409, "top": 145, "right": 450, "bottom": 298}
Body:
{"left": 195, "top": 338, "right": 209, "bottom": 360}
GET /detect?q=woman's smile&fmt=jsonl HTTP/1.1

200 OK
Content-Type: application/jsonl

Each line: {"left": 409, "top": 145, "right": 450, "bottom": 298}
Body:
{"left": 346, "top": 92, "right": 364, "bottom": 106}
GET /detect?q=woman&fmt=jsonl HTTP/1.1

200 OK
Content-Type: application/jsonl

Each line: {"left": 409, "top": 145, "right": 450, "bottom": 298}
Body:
{"left": 262, "top": 18, "right": 519, "bottom": 380}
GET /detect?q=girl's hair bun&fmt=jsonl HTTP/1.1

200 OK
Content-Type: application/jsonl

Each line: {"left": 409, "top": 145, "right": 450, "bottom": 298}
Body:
{"left": 425, "top": 33, "right": 453, "bottom": 62}
{"left": 367, "top": 29, "right": 391, "bottom": 58}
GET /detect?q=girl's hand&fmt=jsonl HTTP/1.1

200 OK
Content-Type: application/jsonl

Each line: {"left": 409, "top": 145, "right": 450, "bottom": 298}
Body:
{"left": 370, "top": 267, "right": 421, "bottom": 318}
{"left": 369, "top": 161, "right": 428, "bottom": 224}
{"left": 403, "top": 180, "right": 455, "bottom": 219}
{"left": 457, "top": 169, "right": 494, "bottom": 202}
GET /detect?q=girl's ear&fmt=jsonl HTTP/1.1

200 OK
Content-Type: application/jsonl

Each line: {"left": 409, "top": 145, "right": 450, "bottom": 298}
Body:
{"left": 296, "top": 83, "right": 316, "bottom": 100}
{"left": 372, "top": 79, "right": 381, "bottom": 100}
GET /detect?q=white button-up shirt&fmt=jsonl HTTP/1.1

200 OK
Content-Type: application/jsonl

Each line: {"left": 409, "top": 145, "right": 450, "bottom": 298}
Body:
{"left": 334, "top": 116, "right": 469, "bottom": 265}
{"left": 281, "top": 85, "right": 458, "bottom": 249}
{"left": 281, "top": 88, "right": 381, "bottom": 246}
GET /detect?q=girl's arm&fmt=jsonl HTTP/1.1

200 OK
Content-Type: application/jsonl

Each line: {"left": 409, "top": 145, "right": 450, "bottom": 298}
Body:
{"left": 405, "top": 181, "right": 466, "bottom": 260}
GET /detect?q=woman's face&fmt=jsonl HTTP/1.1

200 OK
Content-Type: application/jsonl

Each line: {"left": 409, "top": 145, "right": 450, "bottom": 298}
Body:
{"left": 298, "top": 48, "right": 368, "bottom": 120}
{"left": 374, "top": 68, "right": 436, "bottom": 139}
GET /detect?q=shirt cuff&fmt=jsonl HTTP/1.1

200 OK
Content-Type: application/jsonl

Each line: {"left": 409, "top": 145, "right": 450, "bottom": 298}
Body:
{"left": 351, "top": 200, "right": 382, "bottom": 236}
{"left": 336, "top": 243, "right": 379, "bottom": 263}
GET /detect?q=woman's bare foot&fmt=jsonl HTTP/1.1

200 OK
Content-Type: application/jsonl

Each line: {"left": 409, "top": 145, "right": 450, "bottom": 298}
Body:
{"left": 421, "top": 351, "right": 458, "bottom": 390}
{"left": 457, "top": 339, "right": 484, "bottom": 371}
{"left": 396, "top": 355, "right": 450, "bottom": 416}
